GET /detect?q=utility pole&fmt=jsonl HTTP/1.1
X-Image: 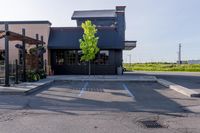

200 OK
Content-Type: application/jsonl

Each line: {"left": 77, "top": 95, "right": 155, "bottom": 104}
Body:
{"left": 178, "top": 43, "right": 182, "bottom": 64}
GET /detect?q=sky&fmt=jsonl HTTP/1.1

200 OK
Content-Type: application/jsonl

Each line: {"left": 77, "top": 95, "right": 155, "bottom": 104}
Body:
{"left": 0, "top": 0, "right": 200, "bottom": 63}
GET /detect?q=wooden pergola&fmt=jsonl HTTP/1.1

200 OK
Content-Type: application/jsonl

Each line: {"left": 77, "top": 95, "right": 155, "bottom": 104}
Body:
{"left": 0, "top": 31, "right": 45, "bottom": 44}
{"left": 0, "top": 23, "right": 45, "bottom": 86}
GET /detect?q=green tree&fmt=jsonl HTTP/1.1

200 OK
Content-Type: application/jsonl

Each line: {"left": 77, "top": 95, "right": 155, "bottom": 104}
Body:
{"left": 79, "top": 20, "right": 99, "bottom": 75}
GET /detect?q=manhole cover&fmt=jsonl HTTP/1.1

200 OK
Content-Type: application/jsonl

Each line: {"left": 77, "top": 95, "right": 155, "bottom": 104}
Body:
{"left": 138, "top": 120, "right": 164, "bottom": 128}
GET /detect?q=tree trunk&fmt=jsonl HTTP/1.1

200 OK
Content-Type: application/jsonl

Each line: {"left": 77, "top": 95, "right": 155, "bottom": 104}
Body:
{"left": 88, "top": 61, "right": 91, "bottom": 75}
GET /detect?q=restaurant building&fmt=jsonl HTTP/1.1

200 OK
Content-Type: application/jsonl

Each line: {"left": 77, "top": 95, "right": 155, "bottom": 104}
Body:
{"left": 0, "top": 6, "right": 136, "bottom": 75}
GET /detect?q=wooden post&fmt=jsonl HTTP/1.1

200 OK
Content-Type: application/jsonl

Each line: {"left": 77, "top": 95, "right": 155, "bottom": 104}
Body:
{"left": 22, "top": 29, "right": 26, "bottom": 82}
{"left": 36, "top": 34, "right": 39, "bottom": 48}
{"left": 15, "top": 59, "right": 19, "bottom": 84}
{"left": 35, "top": 34, "right": 39, "bottom": 71}
{"left": 4, "top": 23, "right": 10, "bottom": 86}
{"left": 41, "top": 36, "right": 44, "bottom": 46}
{"left": 40, "top": 36, "right": 44, "bottom": 69}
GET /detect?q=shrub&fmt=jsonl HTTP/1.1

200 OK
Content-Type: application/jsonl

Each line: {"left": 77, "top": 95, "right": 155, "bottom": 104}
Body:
{"left": 26, "top": 69, "right": 46, "bottom": 82}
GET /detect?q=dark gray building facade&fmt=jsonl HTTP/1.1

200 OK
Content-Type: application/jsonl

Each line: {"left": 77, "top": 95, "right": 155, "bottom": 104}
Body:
{"left": 48, "top": 6, "right": 136, "bottom": 75}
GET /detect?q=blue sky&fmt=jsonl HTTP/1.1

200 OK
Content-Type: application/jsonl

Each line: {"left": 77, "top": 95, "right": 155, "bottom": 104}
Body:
{"left": 1, "top": 0, "right": 200, "bottom": 63}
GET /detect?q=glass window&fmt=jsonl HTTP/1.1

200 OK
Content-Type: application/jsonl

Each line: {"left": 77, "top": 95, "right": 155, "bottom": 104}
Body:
{"left": 0, "top": 50, "right": 5, "bottom": 65}
{"left": 95, "top": 50, "right": 109, "bottom": 64}
{"left": 0, "top": 50, "right": 5, "bottom": 60}
{"left": 77, "top": 50, "right": 83, "bottom": 64}
{"left": 65, "top": 50, "right": 76, "bottom": 65}
{"left": 56, "top": 50, "right": 64, "bottom": 65}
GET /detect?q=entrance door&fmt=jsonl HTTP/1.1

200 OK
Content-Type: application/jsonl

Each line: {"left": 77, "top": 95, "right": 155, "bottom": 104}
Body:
{"left": 51, "top": 50, "right": 87, "bottom": 75}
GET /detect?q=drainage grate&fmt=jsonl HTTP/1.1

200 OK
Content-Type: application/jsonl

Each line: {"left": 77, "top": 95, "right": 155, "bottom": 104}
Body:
{"left": 138, "top": 120, "right": 163, "bottom": 128}
{"left": 72, "top": 88, "right": 82, "bottom": 90}
{"left": 85, "top": 88, "right": 104, "bottom": 92}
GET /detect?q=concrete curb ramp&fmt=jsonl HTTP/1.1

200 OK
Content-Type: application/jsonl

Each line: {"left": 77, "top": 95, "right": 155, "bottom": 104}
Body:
{"left": 0, "top": 79, "right": 54, "bottom": 95}
{"left": 157, "top": 79, "right": 200, "bottom": 97}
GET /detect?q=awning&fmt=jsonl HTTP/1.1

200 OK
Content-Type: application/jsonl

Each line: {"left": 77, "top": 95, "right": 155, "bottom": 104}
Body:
{"left": 0, "top": 30, "right": 45, "bottom": 45}
{"left": 124, "top": 41, "right": 137, "bottom": 50}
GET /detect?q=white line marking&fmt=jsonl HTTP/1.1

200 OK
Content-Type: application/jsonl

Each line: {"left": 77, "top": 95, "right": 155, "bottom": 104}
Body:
{"left": 78, "top": 82, "right": 88, "bottom": 97}
{"left": 122, "top": 83, "right": 135, "bottom": 98}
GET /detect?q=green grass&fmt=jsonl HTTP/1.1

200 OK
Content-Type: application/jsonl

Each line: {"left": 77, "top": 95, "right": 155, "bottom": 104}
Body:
{"left": 123, "top": 63, "right": 200, "bottom": 72}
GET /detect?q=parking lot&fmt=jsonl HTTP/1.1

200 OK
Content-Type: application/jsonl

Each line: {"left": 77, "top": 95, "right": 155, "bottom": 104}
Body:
{"left": 1, "top": 81, "right": 200, "bottom": 133}
{"left": 34, "top": 81, "right": 190, "bottom": 113}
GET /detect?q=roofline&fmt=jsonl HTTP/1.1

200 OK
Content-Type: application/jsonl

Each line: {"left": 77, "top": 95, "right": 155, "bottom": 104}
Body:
{"left": 125, "top": 41, "right": 137, "bottom": 43}
{"left": 71, "top": 9, "right": 116, "bottom": 20}
{"left": 124, "top": 40, "right": 137, "bottom": 50}
{"left": 72, "top": 15, "right": 116, "bottom": 20}
{"left": 116, "top": 6, "right": 126, "bottom": 11}
{"left": 73, "top": 9, "right": 115, "bottom": 12}
{"left": 51, "top": 26, "right": 116, "bottom": 30}
{"left": 0, "top": 21, "right": 52, "bottom": 25}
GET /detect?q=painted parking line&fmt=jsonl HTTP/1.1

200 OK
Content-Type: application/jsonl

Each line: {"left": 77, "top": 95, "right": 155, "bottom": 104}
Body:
{"left": 78, "top": 82, "right": 89, "bottom": 97}
{"left": 122, "top": 83, "right": 135, "bottom": 100}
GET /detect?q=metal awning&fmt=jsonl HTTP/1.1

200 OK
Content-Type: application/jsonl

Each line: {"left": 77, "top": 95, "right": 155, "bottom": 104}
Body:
{"left": 0, "top": 30, "right": 45, "bottom": 45}
{"left": 124, "top": 41, "right": 137, "bottom": 50}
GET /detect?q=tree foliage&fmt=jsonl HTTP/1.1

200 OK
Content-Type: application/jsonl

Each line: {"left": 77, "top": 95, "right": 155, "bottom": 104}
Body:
{"left": 79, "top": 20, "right": 99, "bottom": 62}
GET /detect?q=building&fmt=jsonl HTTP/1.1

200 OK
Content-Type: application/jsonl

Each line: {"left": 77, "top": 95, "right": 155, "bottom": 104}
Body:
{"left": 0, "top": 6, "right": 136, "bottom": 75}
{"left": 187, "top": 60, "right": 200, "bottom": 64}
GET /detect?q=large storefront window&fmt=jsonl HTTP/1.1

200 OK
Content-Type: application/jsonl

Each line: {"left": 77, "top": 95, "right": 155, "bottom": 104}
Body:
{"left": 55, "top": 50, "right": 109, "bottom": 65}
{"left": 95, "top": 50, "right": 109, "bottom": 64}
{"left": 56, "top": 50, "right": 64, "bottom": 65}
{"left": 65, "top": 50, "right": 76, "bottom": 64}
{"left": 77, "top": 50, "right": 83, "bottom": 64}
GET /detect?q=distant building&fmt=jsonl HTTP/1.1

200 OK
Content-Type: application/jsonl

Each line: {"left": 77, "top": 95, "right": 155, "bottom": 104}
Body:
{"left": 0, "top": 6, "right": 137, "bottom": 75}
{"left": 187, "top": 60, "right": 200, "bottom": 64}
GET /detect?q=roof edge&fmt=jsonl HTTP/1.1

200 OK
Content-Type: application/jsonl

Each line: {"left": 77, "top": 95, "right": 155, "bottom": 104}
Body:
{"left": 0, "top": 21, "right": 52, "bottom": 25}
{"left": 51, "top": 26, "right": 116, "bottom": 30}
{"left": 71, "top": 9, "right": 116, "bottom": 20}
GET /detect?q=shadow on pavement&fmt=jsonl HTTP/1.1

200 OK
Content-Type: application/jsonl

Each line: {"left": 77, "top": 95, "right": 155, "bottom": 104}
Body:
{"left": 0, "top": 81, "right": 193, "bottom": 116}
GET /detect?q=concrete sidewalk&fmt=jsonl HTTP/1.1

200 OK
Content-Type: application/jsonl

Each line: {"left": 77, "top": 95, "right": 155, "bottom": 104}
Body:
{"left": 1, "top": 74, "right": 199, "bottom": 98}
{"left": 48, "top": 75, "right": 157, "bottom": 82}
{"left": 0, "top": 78, "right": 54, "bottom": 95}
{"left": 128, "top": 71, "right": 200, "bottom": 98}
{"left": 157, "top": 79, "right": 200, "bottom": 97}
{"left": 0, "top": 75, "right": 157, "bottom": 95}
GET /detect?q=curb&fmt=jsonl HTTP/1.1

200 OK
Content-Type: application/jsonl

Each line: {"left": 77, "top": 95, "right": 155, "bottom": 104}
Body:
{"left": 55, "top": 79, "right": 157, "bottom": 82}
{"left": 157, "top": 79, "right": 200, "bottom": 97}
{"left": 49, "top": 76, "right": 158, "bottom": 82}
{"left": 0, "top": 91, "right": 26, "bottom": 95}
{"left": 0, "top": 76, "right": 157, "bottom": 95}
{"left": 24, "top": 80, "right": 54, "bottom": 95}
{"left": 0, "top": 80, "right": 54, "bottom": 95}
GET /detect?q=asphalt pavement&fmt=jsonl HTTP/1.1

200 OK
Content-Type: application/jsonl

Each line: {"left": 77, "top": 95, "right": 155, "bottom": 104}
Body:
{"left": 1, "top": 80, "right": 200, "bottom": 133}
